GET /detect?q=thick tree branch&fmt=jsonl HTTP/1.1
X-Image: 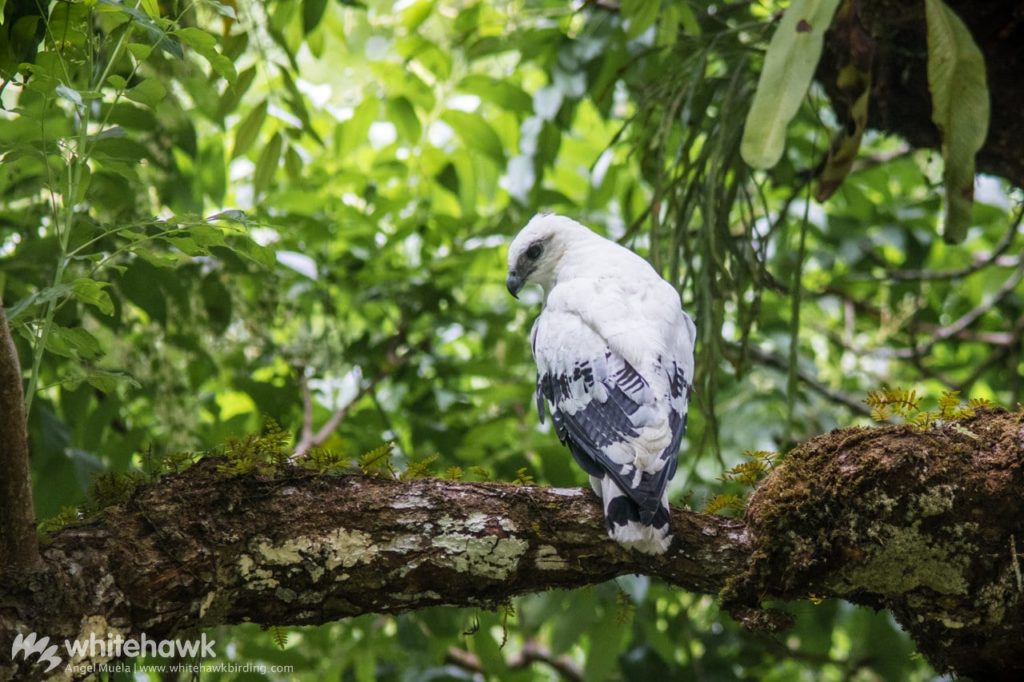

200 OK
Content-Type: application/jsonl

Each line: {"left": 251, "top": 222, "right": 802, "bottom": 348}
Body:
{"left": 0, "top": 300, "right": 41, "bottom": 576}
{"left": 2, "top": 409, "right": 1022, "bottom": 680}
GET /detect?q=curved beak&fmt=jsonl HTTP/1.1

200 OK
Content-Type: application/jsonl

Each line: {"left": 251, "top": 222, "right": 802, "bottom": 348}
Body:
{"left": 506, "top": 271, "right": 524, "bottom": 299}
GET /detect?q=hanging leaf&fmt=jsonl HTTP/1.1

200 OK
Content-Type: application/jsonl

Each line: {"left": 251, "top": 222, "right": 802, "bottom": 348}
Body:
{"left": 620, "top": 0, "right": 661, "bottom": 40}
{"left": 71, "top": 278, "right": 115, "bottom": 316}
{"left": 253, "top": 132, "right": 283, "bottom": 198}
{"left": 440, "top": 110, "right": 504, "bottom": 163}
{"left": 302, "top": 0, "right": 328, "bottom": 34}
{"left": 924, "top": 0, "right": 990, "bottom": 244}
{"left": 176, "top": 27, "right": 237, "bottom": 82}
{"left": 124, "top": 79, "right": 167, "bottom": 108}
{"left": 386, "top": 97, "right": 421, "bottom": 142}
{"left": 815, "top": 0, "right": 874, "bottom": 201}
{"left": 47, "top": 326, "right": 103, "bottom": 360}
{"left": 456, "top": 74, "right": 532, "bottom": 114}
{"left": 741, "top": 0, "right": 842, "bottom": 169}
{"left": 232, "top": 99, "right": 268, "bottom": 159}
{"left": 85, "top": 368, "right": 141, "bottom": 393}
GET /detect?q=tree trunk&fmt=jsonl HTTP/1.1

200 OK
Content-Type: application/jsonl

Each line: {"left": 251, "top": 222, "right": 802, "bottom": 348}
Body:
{"left": 0, "top": 300, "right": 41, "bottom": 577}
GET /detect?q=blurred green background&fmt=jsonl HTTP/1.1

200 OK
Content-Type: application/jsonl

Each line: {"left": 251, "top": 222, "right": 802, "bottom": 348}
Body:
{"left": 1, "top": 0, "right": 1019, "bottom": 679}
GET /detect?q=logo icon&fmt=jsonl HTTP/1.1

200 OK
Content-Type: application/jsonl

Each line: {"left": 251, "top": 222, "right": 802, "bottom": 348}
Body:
{"left": 11, "top": 632, "right": 63, "bottom": 673}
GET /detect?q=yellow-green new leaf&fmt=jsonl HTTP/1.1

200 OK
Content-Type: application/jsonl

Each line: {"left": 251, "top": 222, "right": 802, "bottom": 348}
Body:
{"left": 253, "top": 132, "right": 283, "bottom": 199}
{"left": 925, "top": 0, "right": 990, "bottom": 244}
{"left": 232, "top": 99, "right": 268, "bottom": 159}
{"left": 741, "top": 0, "right": 842, "bottom": 169}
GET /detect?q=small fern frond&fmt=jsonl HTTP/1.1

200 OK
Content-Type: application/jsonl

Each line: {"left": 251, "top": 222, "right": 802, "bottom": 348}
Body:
{"left": 705, "top": 494, "right": 746, "bottom": 516}
{"left": 357, "top": 442, "right": 395, "bottom": 477}
{"left": 401, "top": 453, "right": 440, "bottom": 480}
{"left": 271, "top": 625, "right": 288, "bottom": 650}
{"left": 512, "top": 467, "right": 535, "bottom": 485}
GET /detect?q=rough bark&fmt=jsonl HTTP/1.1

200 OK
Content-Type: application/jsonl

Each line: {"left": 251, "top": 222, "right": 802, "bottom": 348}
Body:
{"left": 819, "top": 0, "right": 1024, "bottom": 186}
{"left": 0, "top": 300, "right": 41, "bottom": 576}
{"left": 1, "top": 409, "right": 1022, "bottom": 680}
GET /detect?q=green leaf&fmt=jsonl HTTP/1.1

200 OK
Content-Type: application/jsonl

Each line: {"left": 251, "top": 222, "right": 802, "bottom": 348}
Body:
{"left": 741, "top": 0, "right": 842, "bottom": 169}
{"left": 232, "top": 99, "right": 268, "bottom": 159}
{"left": 620, "top": 0, "right": 660, "bottom": 40}
{"left": 127, "top": 42, "right": 154, "bottom": 61}
{"left": 95, "top": 0, "right": 183, "bottom": 60}
{"left": 386, "top": 97, "right": 421, "bottom": 142}
{"left": 5, "top": 285, "right": 72, "bottom": 322}
{"left": 176, "top": 26, "right": 217, "bottom": 50}
{"left": 456, "top": 74, "right": 531, "bottom": 114}
{"left": 253, "top": 132, "right": 283, "bottom": 198}
{"left": 284, "top": 145, "right": 303, "bottom": 181}
{"left": 72, "top": 278, "right": 115, "bottom": 316}
{"left": 124, "top": 79, "right": 167, "bottom": 108}
{"left": 47, "top": 326, "right": 103, "bottom": 360}
{"left": 56, "top": 84, "right": 83, "bottom": 108}
{"left": 277, "top": 66, "right": 322, "bottom": 144}
{"left": 583, "top": 611, "right": 626, "bottom": 681}
{"left": 176, "top": 27, "right": 237, "bottom": 82}
{"left": 187, "top": 224, "right": 228, "bottom": 248}
{"left": 925, "top": 0, "right": 990, "bottom": 244}
{"left": 201, "top": 273, "right": 232, "bottom": 334}
{"left": 217, "top": 65, "right": 257, "bottom": 120}
{"left": 302, "top": 0, "right": 328, "bottom": 34}
{"left": 205, "top": 1, "right": 237, "bottom": 19}
{"left": 207, "top": 209, "right": 248, "bottom": 223}
{"left": 140, "top": 0, "right": 160, "bottom": 18}
{"left": 440, "top": 110, "right": 504, "bottom": 163}
{"left": 85, "top": 368, "right": 141, "bottom": 393}
{"left": 400, "top": 0, "right": 433, "bottom": 31}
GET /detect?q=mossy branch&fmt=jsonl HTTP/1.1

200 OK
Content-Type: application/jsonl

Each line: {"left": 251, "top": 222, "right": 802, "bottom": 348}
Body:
{"left": 3, "top": 408, "right": 1023, "bottom": 679}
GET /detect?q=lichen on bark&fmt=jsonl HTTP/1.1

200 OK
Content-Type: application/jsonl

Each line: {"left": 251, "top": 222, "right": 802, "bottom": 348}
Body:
{"left": 735, "top": 407, "right": 1024, "bottom": 678}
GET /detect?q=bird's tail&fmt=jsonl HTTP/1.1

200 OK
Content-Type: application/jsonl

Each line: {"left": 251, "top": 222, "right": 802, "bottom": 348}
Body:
{"left": 592, "top": 476, "right": 671, "bottom": 555}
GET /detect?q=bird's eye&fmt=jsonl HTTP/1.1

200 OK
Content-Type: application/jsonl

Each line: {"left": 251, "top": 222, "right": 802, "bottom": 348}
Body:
{"left": 526, "top": 243, "right": 543, "bottom": 260}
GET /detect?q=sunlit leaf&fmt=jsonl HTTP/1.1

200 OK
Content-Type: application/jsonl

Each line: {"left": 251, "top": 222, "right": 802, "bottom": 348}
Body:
{"left": 741, "top": 0, "right": 842, "bottom": 169}
{"left": 253, "top": 132, "right": 283, "bottom": 198}
{"left": 302, "top": 0, "right": 328, "bottom": 34}
{"left": 71, "top": 278, "right": 114, "bottom": 316}
{"left": 232, "top": 99, "right": 268, "bottom": 159}
{"left": 124, "top": 79, "right": 166, "bottom": 108}
{"left": 440, "top": 110, "right": 504, "bottom": 163}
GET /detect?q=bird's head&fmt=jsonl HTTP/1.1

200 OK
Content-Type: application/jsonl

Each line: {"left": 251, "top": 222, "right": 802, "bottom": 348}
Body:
{"left": 506, "top": 213, "right": 590, "bottom": 298}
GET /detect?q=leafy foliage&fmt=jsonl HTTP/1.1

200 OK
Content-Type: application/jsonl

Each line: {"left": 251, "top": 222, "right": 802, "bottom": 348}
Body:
{"left": 356, "top": 442, "right": 396, "bottom": 478}
{"left": 706, "top": 449, "right": 777, "bottom": 517}
{"left": 866, "top": 387, "right": 993, "bottom": 431}
{"left": 217, "top": 419, "right": 292, "bottom": 475}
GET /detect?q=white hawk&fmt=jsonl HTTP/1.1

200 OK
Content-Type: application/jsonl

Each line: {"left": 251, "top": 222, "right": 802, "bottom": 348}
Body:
{"left": 506, "top": 213, "right": 695, "bottom": 555}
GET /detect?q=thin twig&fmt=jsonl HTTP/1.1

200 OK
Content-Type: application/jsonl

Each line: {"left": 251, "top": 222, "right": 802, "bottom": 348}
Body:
{"left": 299, "top": 373, "right": 314, "bottom": 446}
{"left": 745, "top": 344, "right": 872, "bottom": 416}
{"left": 891, "top": 255, "right": 1024, "bottom": 359}
{"left": 292, "top": 378, "right": 376, "bottom": 458}
{"left": 869, "top": 206, "right": 1023, "bottom": 282}
{"left": 445, "top": 641, "right": 584, "bottom": 682}
{"left": 1011, "top": 535, "right": 1022, "bottom": 594}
